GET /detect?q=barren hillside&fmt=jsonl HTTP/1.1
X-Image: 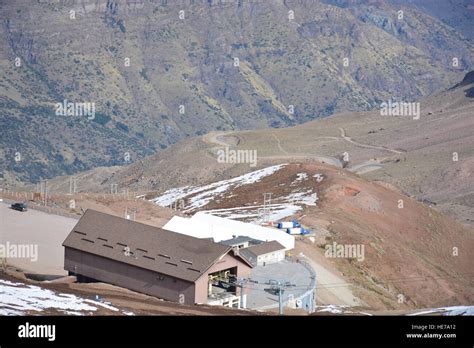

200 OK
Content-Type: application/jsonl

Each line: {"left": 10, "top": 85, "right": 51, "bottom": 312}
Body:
{"left": 151, "top": 162, "right": 474, "bottom": 311}
{"left": 42, "top": 71, "right": 474, "bottom": 227}
{"left": 1, "top": 0, "right": 473, "bottom": 182}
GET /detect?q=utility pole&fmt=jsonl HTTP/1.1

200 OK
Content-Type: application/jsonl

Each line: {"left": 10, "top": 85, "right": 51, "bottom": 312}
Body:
{"left": 44, "top": 180, "right": 48, "bottom": 206}
{"left": 237, "top": 278, "right": 247, "bottom": 309}
{"left": 226, "top": 276, "right": 247, "bottom": 309}
{"left": 262, "top": 192, "right": 272, "bottom": 223}
{"left": 40, "top": 179, "right": 48, "bottom": 206}
{"left": 263, "top": 279, "right": 294, "bottom": 315}
{"left": 69, "top": 176, "right": 77, "bottom": 194}
{"left": 124, "top": 207, "right": 136, "bottom": 221}
{"left": 277, "top": 282, "right": 285, "bottom": 315}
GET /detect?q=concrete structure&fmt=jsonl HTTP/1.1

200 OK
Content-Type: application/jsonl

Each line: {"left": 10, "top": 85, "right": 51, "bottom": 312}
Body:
{"left": 219, "top": 236, "right": 260, "bottom": 250}
{"left": 164, "top": 212, "right": 295, "bottom": 250}
{"left": 247, "top": 259, "right": 316, "bottom": 313}
{"left": 239, "top": 241, "right": 286, "bottom": 267}
{"left": 63, "top": 210, "right": 253, "bottom": 307}
{"left": 0, "top": 200, "right": 77, "bottom": 275}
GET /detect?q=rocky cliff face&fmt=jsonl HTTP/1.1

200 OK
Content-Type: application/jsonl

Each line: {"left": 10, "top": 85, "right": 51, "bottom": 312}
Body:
{"left": 0, "top": 0, "right": 472, "bottom": 183}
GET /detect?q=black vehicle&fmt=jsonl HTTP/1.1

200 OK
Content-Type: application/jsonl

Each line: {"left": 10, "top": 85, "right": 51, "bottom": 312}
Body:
{"left": 11, "top": 203, "right": 27, "bottom": 212}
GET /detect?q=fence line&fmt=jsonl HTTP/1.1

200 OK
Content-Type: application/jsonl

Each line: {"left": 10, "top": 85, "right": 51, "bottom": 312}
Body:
{"left": 0, "top": 194, "right": 80, "bottom": 220}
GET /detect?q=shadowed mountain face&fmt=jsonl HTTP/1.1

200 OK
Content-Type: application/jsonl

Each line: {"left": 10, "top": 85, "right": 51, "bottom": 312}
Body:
{"left": 0, "top": 0, "right": 473, "bottom": 183}
{"left": 452, "top": 71, "right": 474, "bottom": 97}
{"left": 385, "top": 0, "right": 474, "bottom": 40}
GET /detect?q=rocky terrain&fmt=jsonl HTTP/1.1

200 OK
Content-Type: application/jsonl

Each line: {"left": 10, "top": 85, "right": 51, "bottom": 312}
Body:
{"left": 39, "top": 71, "right": 474, "bottom": 227}
{"left": 1, "top": 0, "right": 473, "bottom": 182}
{"left": 3, "top": 160, "right": 473, "bottom": 313}
{"left": 146, "top": 162, "right": 474, "bottom": 310}
{"left": 1, "top": 0, "right": 473, "bottom": 317}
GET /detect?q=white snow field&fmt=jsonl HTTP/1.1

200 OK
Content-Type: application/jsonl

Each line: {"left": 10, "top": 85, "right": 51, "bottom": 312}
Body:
{"left": 0, "top": 279, "right": 133, "bottom": 316}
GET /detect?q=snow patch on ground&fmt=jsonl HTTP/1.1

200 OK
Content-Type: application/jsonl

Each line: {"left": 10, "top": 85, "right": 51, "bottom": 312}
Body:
{"left": 153, "top": 165, "right": 319, "bottom": 221}
{"left": 315, "top": 304, "right": 349, "bottom": 314}
{"left": 0, "top": 279, "right": 98, "bottom": 315}
{"left": 0, "top": 279, "right": 134, "bottom": 316}
{"left": 409, "top": 306, "right": 474, "bottom": 316}
{"left": 314, "top": 305, "right": 372, "bottom": 316}
{"left": 201, "top": 204, "right": 302, "bottom": 223}
{"left": 313, "top": 173, "right": 324, "bottom": 182}
{"left": 151, "top": 186, "right": 191, "bottom": 207}
{"left": 281, "top": 190, "right": 318, "bottom": 206}
{"left": 295, "top": 173, "right": 308, "bottom": 182}
{"left": 84, "top": 299, "right": 120, "bottom": 312}
{"left": 59, "top": 310, "right": 84, "bottom": 315}
{"left": 152, "top": 164, "right": 287, "bottom": 211}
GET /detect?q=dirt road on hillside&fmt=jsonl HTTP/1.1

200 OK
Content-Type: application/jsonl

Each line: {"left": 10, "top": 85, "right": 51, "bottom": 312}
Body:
{"left": 295, "top": 242, "right": 364, "bottom": 307}
{"left": 203, "top": 131, "right": 343, "bottom": 168}
{"left": 339, "top": 127, "right": 405, "bottom": 154}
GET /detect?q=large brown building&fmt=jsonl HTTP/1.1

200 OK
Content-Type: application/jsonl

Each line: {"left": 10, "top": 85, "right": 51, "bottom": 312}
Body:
{"left": 63, "top": 210, "right": 253, "bottom": 307}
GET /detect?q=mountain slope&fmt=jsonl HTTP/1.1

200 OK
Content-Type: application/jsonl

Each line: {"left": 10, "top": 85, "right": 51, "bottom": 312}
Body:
{"left": 151, "top": 162, "right": 474, "bottom": 310}
{"left": 39, "top": 71, "right": 474, "bottom": 227}
{"left": 0, "top": 0, "right": 473, "bottom": 182}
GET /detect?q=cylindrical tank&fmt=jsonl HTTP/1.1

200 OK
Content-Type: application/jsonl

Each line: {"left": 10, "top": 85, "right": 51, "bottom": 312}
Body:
{"left": 287, "top": 227, "right": 302, "bottom": 235}
{"left": 278, "top": 221, "right": 294, "bottom": 229}
{"left": 292, "top": 220, "right": 301, "bottom": 228}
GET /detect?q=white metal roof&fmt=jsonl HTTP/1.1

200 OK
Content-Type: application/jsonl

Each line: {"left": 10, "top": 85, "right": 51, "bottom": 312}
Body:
{"left": 162, "top": 216, "right": 219, "bottom": 240}
{"left": 163, "top": 212, "right": 294, "bottom": 250}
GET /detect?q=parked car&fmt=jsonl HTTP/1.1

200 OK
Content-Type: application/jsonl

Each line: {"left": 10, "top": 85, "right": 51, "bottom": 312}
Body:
{"left": 11, "top": 203, "right": 27, "bottom": 212}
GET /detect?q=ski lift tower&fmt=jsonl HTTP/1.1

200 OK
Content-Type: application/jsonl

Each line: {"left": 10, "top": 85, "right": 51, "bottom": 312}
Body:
{"left": 261, "top": 192, "right": 272, "bottom": 223}
{"left": 69, "top": 176, "right": 78, "bottom": 194}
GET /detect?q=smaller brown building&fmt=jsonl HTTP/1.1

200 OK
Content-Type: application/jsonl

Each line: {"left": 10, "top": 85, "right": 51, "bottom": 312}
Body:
{"left": 63, "top": 210, "right": 253, "bottom": 307}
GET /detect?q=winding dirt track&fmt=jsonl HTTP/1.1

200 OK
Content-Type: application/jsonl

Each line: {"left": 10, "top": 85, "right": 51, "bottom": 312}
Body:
{"left": 203, "top": 131, "right": 343, "bottom": 168}
{"left": 203, "top": 128, "right": 405, "bottom": 175}
{"left": 339, "top": 127, "right": 405, "bottom": 154}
